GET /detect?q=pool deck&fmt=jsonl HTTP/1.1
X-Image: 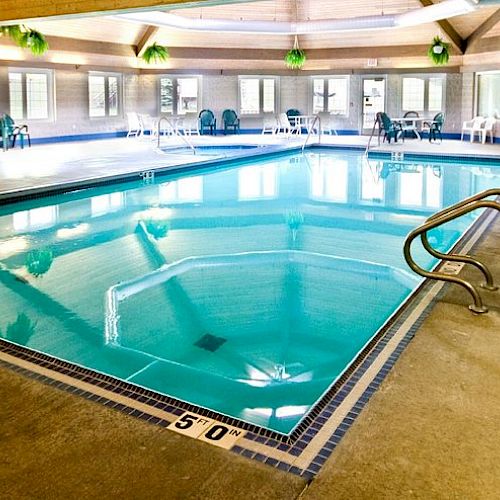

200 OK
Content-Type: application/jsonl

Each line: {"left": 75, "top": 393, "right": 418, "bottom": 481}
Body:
{"left": 0, "top": 134, "right": 499, "bottom": 199}
{"left": 0, "top": 135, "right": 499, "bottom": 499}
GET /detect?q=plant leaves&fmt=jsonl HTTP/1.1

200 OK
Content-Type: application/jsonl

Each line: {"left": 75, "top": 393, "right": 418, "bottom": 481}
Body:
{"left": 285, "top": 48, "right": 306, "bottom": 70}
{"left": 428, "top": 36, "right": 450, "bottom": 66}
{"left": 18, "top": 29, "right": 49, "bottom": 56}
{"left": 142, "top": 43, "right": 170, "bottom": 64}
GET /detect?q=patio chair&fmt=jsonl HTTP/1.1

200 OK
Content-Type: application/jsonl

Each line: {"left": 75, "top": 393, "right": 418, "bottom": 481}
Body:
{"left": 139, "top": 114, "right": 157, "bottom": 139}
{"left": 222, "top": 109, "right": 240, "bottom": 135}
{"left": 278, "top": 113, "right": 301, "bottom": 136}
{"left": 261, "top": 116, "right": 278, "bottom": 134}
{"left": 424, "top": 112, "right": 445, "bottom": 143}
{"left": 377, "top": 112, "right": 403, "bottom": 144}
{"left": 2, "top": 114, "right": 31, "bottom": 149}
{"left": 286, "top": 108, "right": 302, "bottom": 131}
{"left": 127, "top": 112, "right": 143, "bottom": 138}
{"left": 402, "top": 111, "right": 420, "bottom": 139}
{"left": 461, "top": 116, "right": 485, "bottom": 142}
{"left": 480, "top": 117, "right": 496, "bottom": 144}
{"left": 199, "top": 109, "right": 216, "bottom": 135}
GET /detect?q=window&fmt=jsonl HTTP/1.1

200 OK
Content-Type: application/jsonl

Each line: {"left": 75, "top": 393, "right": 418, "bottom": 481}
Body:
{"left": 158, "top": 177, "right": 203, "bottom": 203}
{"left": 160, "top": 77, "right": 200, "bottom": 115}
{"left": 13, "top": 206, "right": 58, "bottom": 232}
{"left": 477, "top": 71, "right": 500, "bottom": 117}
{"left": 91, "top": 193, "right": 124, "bottom": 217}
{"left": 401, "top": 75, "right": 445, "bottom": 113}
{"left": 89, "top": 73, "right": 122, "bottom": 118}
{"left": 398, "top": 167, "right": 442, "bottom": 209}
{"left": 239, "top": 77, "right": 278, "bottom": 115}
{"left": 8, "top": 69, "right": 54, "bottom": 121}
{"left": 310, "top": 158, "right": 348, "bottom": 203}
{"left": 312, "top": 77, "right": 349, "bottom": 115}
{"left": 238, "top": 166, "right": 277, "bottom": 200}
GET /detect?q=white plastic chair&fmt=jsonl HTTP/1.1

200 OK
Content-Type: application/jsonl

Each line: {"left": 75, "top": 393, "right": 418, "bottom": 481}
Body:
{"left": 481, "top": 117, "right": 496, "bottom": 144}
{"left": 139, "top": 114, "right": 158, "bottom": 139}
{"left": 262, "top": 116, "right": 278, "bottom": 134}
{"left": 461, "top": 116, "right": 485, "bottom": 142}
{"left": 126, "top": 112, "right": 143, "bottom": 138}
{"left": 277, "top": 113, "right": 301, "bottom": 136}
{"left": 181, "top": 115, "right": 200, "bottom": 136}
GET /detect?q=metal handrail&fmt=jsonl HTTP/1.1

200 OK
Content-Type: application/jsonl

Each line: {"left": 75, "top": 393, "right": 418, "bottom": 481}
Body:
{"left": 364, "top": 115, "right": 380, "bottom": 155}
{"left": 301, "top": 114, "right": 321, "bottom": 153}
{"left": 404, "top": 191, "right": 500, "bottom": 313}
{"left": 157, "top": 116, "right": 196, "bottom": 153}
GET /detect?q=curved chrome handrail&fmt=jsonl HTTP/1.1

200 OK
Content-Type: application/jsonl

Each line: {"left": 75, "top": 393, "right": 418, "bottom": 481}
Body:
{"left": 157, "top": 116, "right": 196, "bottom": 153}
{"left": 302, "top": 114, "right": 321, "bottom": 153}
{"left": 404, "top": 191, "right": 500, "bottom": 314}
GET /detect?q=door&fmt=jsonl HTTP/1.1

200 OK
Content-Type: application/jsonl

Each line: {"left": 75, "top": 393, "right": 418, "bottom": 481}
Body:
{"left": 362, "top": 77, "right": 386, "bottom": 133}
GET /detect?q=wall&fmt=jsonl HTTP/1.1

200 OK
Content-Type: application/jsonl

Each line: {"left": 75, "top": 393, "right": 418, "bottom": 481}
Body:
{"left": 0, "top": 65, "right": 498, "bottom": 141}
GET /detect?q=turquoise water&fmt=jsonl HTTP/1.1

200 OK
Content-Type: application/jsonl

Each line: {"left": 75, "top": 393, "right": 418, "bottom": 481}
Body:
{"left": 162, "top": 145, "right": 261, "bottom": 157}
{"left": 0, "top": 149, "right": 498, "bottom": 434}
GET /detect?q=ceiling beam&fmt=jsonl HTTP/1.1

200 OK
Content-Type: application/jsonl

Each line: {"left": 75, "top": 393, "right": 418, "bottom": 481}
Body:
{"left": 136, "top": 25, "right": 159, "bottom": 57}
{"left": 0, "top": 35, "right": 450, "bottom": 62}
{"left": 417, "top": 0, "right": 466, "bottom": 54}
{"left": 0, "top": 0, "right": 260, "bottom": 24}
{"left": 465, "top": 8, "right": 500, "bottom": 52}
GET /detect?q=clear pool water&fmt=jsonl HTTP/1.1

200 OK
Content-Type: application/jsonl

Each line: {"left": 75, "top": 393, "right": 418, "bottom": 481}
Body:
{"left": 0, "top": 149, "right": 498, "bottom": 434}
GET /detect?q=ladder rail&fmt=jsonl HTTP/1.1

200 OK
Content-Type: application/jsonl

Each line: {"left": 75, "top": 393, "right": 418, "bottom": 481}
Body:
{"left": 157, "top": 116, "right": 196, "bottom": 153}
{"left": 420, "top": 188, "right": 500, "bottom": 292}
{"left": 403, "top": 192, "right": 500, "bottom": 313}
{"left": 301, "top": 114, "right": 321, "bottom": 153}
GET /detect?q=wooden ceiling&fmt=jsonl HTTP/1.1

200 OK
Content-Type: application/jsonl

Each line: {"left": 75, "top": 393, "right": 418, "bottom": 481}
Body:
{"left": 2, "top": 0, "right": 500, "bottom": 71}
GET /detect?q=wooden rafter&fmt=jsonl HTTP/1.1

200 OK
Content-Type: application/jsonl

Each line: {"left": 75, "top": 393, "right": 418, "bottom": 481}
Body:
{"left": 0, "top": 0, "right": 260, "bottom": 24}
{"left": 417, "top": 0, "right": 465, "bottom": 54}
{"left": 136, "top": 25, "right": 159, "bottom": 57}
{"left": 466, "top": 8, "right": 500, "bottom": 52}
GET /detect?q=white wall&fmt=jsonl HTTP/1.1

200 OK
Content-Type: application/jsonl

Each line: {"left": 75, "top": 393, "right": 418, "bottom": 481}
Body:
{"left": 0, "top": 66, "right": 497, "bottom": 140}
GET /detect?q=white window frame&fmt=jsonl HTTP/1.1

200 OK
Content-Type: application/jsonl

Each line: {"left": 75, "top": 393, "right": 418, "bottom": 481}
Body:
{"left": 159, "top": 75, "right": 202, "bottom": 116}
{"left": 310, "top": 76, "right": 349, "bottom": 116}
{"left": 88, "top": 71, "right": 123, "bottom": 119}
{"left": 475, "top": 70, "right": 500, "bottom": 117}
{"left": 8, "top": 68, "right": 55, "bottom": 122}
{"left": 238, "top": 76, "right": 279, "bottom": 116}
{"left": 401, "top": 74, "right": 446, "bottom": 115}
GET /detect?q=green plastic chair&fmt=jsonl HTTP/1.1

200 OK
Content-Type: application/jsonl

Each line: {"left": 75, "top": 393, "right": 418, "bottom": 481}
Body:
{"left": 378, "top": 112, "right": 403, "bottom": 144}
{"left": 222, "top": 109, "right": 240, "bottom": 135}
{"left": 2, "top": 114, "right": 31, "bottom": 149}
{"left": 198, "top": 109, "right": 216, "bottom": 135}
{"left": 424, "top": 112, "right": 445, "bottom": 143}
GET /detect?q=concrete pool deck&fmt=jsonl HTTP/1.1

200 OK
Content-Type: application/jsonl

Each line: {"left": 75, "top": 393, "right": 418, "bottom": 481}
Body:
{"left": 0, "top": 214, "right": 498, "bottom": 499}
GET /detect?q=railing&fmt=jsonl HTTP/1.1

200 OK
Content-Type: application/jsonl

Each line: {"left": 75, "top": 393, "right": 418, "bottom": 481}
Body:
{"left": 403, "top": 188, "right": 500, "bottom": 313}
{"left": 157, "top": 116, "right": 196, "bottom": 153}
{"left": 365, "top": 115, "right": 381, "bottom": 155}
{"left": 301, "top": 114, "right": 321, "bottom": 153}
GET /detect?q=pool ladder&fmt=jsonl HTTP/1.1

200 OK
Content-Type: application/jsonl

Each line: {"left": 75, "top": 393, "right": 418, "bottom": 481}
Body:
{"left": 157, "top": 116, "right": 196, "bottom": 153}
{"left": 403, "top": 188, "right": 500, "bottom": 313}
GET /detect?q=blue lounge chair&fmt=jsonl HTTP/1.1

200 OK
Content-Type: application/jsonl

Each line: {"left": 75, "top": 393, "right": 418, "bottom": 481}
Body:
{"left": 2, "top": 114, "right": 31, "bottom": 149}
{"left": 222, "top": 109, "right": 240, "bottom": 134}
{"left": 199, "top": 109, "right": 216, "bottom": 135}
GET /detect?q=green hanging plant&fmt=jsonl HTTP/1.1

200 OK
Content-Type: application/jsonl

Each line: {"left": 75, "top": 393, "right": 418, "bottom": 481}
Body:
{"left": 18, "top": 29, "right": 49, "bottom": 56}
{"left": 0, "top": 25, "right": 23, "bottom": 43}
{"left": 428, "top": 36, "right": 450, "bottom": 66}
{"left": 285, "top": 36, "right": 306, "bottom": 70}
{"left": 142, "top": 43, "right": 170, "bottom": 64}
{"left": 25, "top": 248, "right": 54, "bottom": 277}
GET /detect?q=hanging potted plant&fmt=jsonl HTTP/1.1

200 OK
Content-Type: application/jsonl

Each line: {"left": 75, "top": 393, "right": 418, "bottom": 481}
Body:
{"left": 428, "top": 36, "right": 450, "bottom": 66}
{"left": 285, "top": 36, "right": 306, "bottom": 70}
{"left": 1, "top": 25, "right": 49, "bottom": 56}
{"left": 142, "top": 43, "right": 170, "bottom": 64}
{"left": 18, "top": 29, "right": 49, "bottom": 56}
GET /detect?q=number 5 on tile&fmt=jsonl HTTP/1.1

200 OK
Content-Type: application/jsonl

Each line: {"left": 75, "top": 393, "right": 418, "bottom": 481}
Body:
{"left": 168, "top": 413, "right": 214, "bottom": 438}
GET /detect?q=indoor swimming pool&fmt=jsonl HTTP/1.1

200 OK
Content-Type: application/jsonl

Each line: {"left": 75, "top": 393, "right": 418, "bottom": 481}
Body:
{"left": 0, "top": 148, "right": 498, "bottom": 434}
